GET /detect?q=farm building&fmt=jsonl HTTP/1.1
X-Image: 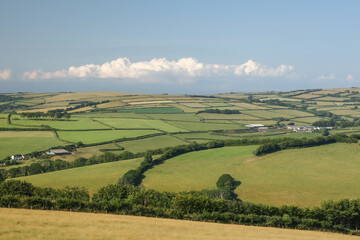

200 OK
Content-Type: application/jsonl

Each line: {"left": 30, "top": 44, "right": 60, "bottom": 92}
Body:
{"left": 258, "top": 127, "right": 269, "bottom": 131}
{"left": 287, "top": 125, "right": 320, "bottom": 133}
{"left": 245, "top": 124, "right": 264, "bottom": 128}
{"left": 46, "top": 149, "right": 70, "bottom": 155}
{"left": 11, "top": 154, "right": 24, "bottom": 160}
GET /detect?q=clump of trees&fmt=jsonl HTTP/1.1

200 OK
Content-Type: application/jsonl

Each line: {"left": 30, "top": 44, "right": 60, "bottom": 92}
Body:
{"left": 253, "top": 134, "right": 357, "bottom": 156}
{"left": 197, "top": 109, "right": 240, "bottom": 114}
{"left": 65, "top": 100, "right": 110, "bottom": 112}
{"left": 21, "top": 111, "right": 71, "bottom": 120}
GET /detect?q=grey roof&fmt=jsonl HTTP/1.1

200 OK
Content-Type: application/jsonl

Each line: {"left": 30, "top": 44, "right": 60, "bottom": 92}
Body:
{"left": 49, "top": 149, "right": 69, "bottom": 154}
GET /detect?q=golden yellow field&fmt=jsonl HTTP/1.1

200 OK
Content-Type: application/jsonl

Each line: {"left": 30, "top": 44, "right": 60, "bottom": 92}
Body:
{"left": 0, "top": 208, "right": 356, "bottom": 240}
{"left": 230, "top": 102, "right": 270, "bottom": 109}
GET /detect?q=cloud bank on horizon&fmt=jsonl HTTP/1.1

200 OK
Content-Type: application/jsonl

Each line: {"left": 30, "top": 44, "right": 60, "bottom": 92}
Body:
{"left": 0, "top": 69, "right": 11, "bottom": 80}
{"left": 22, "top": 57, "right": 294, "bottom": 82}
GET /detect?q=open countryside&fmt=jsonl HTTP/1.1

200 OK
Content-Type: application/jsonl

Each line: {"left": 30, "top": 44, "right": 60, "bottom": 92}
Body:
{"left": 1, "top": 88, "right": 360, "bottom": 236}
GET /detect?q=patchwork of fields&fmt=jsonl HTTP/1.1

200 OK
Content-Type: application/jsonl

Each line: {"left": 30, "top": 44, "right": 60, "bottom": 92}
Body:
{"left": 2, "top": 89, "right": 360, "bottom": 214}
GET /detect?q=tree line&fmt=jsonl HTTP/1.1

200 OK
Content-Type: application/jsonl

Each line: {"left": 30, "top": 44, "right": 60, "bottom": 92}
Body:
{"left": 0, "top": 180, "right": 359, "bottom": 235}
{"left": 2, "top": 134, "right": 354, "bottom": 182}
{"left": 253, "top": 133, "right": 358, "bottom": 156}
{"left": 21, "top": 111, "right": 71, "bottom": 120}
{"left": 196, "top": 109, "right": 241, "bottom": 114}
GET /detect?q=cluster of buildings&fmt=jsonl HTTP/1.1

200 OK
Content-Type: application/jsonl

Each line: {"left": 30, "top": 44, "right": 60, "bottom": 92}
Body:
{"left": 11, "top": 149, "right": 70, "bottom": 161}
{"left": 245, "top": 123, "right": 333, "bottom": 133}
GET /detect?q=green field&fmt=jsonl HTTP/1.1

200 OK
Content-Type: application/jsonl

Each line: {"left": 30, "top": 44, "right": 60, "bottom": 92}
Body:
{"left": 16, "top": 158, "right": 142, "bottom": 194}
{"left": 166, "top": 121, "right": 241, "bottom": 131}
{"left": 4, "top": 88, "right": 360, "bottom": 211}
{"left": 119, "top": 135, "right": 188, "bottom": 153}
{"left": 57, "top": 129, "right": 160, "bottom": 144}
{"left": 94, "top": 118, "right": 186, "bottom": 132}
{"left": 144, "top": 113, "right": 201, "bottom": 121}
{"left": 118, "top": 107, "right": 183, "bottom": 114}
{"left": 143, "top": 144, "right": 360, "bottom": 207}
{"left": 0, "top": 131, "right": 64, "bottom": 159}
{"left": 198, "top": 113, "right": 260, "bottom": 120}
{"left": 11, "top": 117, "right": 110, "bottom": 130}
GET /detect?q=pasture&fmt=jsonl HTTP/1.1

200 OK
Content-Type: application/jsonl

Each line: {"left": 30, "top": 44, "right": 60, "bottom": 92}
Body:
{"left": 0, "top": 131, "right": 63, "bottom": 159}
{"left": 166, "top": 121, "right": 241, "bottom": 131}
{"left": 16, "top": 158, "right": 142, "bottom": 194}
{"left": 11, "top": 117, "right": 110, "bottom": 130}
{"left": 94, "top": 118, "right": 186, "bottom": 132}
{"left": 57, "top": 129, "right": 160, "bottom": 144}
{"left": 143, "top": 144, "right": 360, "bottom": 207}
{"left": 119, "top": 135, "right": 188, "bottom": 153}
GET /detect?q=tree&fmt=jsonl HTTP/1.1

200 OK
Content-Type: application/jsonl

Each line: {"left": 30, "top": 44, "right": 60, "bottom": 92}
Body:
{"left": 216, "top": 174, "right": 237, "bottom": 191}
{"left": 118, "top": 169, "right": 141, "bottom": 186}
{"left": 322, "top": 128, "right": 330, "bottom": 136}
{"left": 216, "top": 174, "right": 241, "bottom": 200}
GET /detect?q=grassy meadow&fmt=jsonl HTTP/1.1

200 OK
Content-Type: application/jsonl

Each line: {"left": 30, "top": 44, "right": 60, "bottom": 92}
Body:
{"left": 16, "top": 158, "right": 142, "bottom": 194}
{"left": 94, "top": 118, "right": 186, "bottom": 132}
{"left": 57, "top": 129, "right": 160, "bottom": 144}
{"left": 0, "top": 131, "right": 64, "bottom": 159}
{"left": 143, "top": 144, "right": 360, "bottom": 207}
{"left": 11, "top": 117, "right": 110, "bottom": 130}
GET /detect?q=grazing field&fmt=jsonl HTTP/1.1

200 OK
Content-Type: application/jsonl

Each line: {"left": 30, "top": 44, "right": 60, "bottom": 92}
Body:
{"left": 76, "top": 112, "right": 150, "bottom": 119}
{"left": 44, "top": 91, "right": 130, "bottom": 102}
{"left": 12, "top": 117, "right": 110, "bottom": 130}
{"left": 166, "top": 121, "right": 241, "bottom": 131}
{"left": 1, "top": 208, "right": 354, "bottom": 240}
{"left": 57, "top": 129, "right": 160, "bottom": 144}
{"left": 143, "top": 144, "right": 360, "bottom": 207}
{"left": 180, "top": 102, "right": 208, "bottom": 108}
{"left": 119, "top": 135, "right": 188, "bottom": 153}
{"left": 270, "top": 109, "right": 314, "bottom": 117}
{"left": 232, "top": 120, "right": 278, "bottom": 126}
{"left": 241, "top": 110, "right": 294, "bottom": 119}
{"left": 124, "top": 107, "right": 183, "bottom": 114}
{"left": 16, "top": 158, "right": 142, "bottom": 194}
{"left": 198, "top": 113, "right": 260, "bottom": 120}
{"left": 94, "top": 118, "right": 186, "bottom": 132}
{"left": 0, "top": 131, "right": 63, "bottom": 159}
{"left": 144, "top": 113, "right": 201, "bottom": 121}
{"left": 168, "top": 103, "right": 200, "bottom": 112}
{"left": 293, "top": 116, "right": 322, "bottom": 124}
{"left": 230, "top": 102, "right": 270, "bottom": 109}
{"left": 51, "top": 142, "right": 122, "bottom": 161}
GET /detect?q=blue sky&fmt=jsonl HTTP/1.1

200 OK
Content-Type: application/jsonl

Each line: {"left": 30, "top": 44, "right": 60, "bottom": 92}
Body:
{"left": 0, "top": 0, "right": 359, "bottom": 94}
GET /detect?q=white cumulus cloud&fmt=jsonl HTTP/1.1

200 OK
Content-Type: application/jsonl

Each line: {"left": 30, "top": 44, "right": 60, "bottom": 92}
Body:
{"left": 346, "top": 74, "right": 354, "bottom": 81}
{"left": 0, "top": 69, "right": 11, "bottom": 80}
{"left": 22, "top": 57, "right": 294, "bottom": 82}
{"left": 317, "top": 73, "right": 336, "bottom": 81}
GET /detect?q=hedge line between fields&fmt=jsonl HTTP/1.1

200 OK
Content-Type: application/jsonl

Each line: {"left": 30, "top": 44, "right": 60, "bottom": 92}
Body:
{"left": 1, "top": 134, "right": 357, "bottom": 183}
{"left": 119, "top": 134, "right": 358, "bottom": 187}
{"left": 0, "top": 180, "right": 360, "bottom": 235}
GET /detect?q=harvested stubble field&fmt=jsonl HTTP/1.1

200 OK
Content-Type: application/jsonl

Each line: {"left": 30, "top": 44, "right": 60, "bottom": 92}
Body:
{"left": 1, "top": 208, "right": 355, "bottom": 240}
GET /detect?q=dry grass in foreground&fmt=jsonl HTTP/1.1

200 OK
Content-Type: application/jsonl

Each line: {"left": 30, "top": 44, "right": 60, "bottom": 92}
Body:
{"left": 0, "top": 208, "right": 358, "bottom": 240}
